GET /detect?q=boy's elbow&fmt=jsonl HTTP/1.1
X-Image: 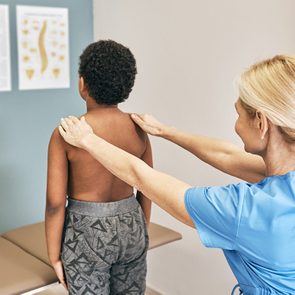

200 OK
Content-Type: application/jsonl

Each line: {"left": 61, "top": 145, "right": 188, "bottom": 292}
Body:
{"left": 45, "top": 199, "right": 66, "bottom": 216}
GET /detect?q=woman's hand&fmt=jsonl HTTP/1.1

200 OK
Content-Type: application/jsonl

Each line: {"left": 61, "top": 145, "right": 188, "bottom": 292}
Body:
{"left": 52, "top": 260, "right": 68, "bottom": 290}
{"left": 59, "top": 116, "right": 93, "bottom": 148}
{"left": 131, "top": 114, "right": 167, "bottom": 137}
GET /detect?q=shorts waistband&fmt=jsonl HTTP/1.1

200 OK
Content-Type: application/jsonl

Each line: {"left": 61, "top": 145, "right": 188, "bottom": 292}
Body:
{"left": 66, "top": 195, "right": 139, "bottom": 217}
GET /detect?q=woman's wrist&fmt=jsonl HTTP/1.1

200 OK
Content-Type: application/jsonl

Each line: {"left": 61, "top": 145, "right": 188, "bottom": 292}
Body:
{"left": 80, "top": 133, "right": 97, "bottom": 150}
{"left": 161, "top": 125, "right": 177, "bottom": 140}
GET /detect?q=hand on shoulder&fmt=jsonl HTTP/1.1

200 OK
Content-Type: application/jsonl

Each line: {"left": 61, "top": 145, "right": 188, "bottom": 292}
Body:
{"left": 131, "top": 113, "right": 167, "bottom": 137}
{"left": 59, "top": 116, "right": 94, "bottom": 148}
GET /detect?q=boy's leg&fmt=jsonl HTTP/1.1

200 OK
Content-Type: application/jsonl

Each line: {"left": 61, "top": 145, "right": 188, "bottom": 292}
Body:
{"left": 62, "top": 257, "right": 111, "bottom": 295}
{"left": 110, "top": 207, "right": 149, "bottom": 295}
{"left": 110, "top": 249, "right": 147, "bottom": 295}
{"left": 61, "top": 208, "right": 118, "bottom": 295}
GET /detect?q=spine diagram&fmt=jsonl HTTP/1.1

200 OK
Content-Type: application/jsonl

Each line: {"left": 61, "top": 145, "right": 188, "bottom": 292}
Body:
{"left": 38, "top": 20, "right": 48, "bottom": 74}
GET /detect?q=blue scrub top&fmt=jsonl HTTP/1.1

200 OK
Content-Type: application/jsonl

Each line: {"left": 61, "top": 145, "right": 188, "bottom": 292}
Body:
{"left": 184, "top": 171, "right": 295, "bottom": 295}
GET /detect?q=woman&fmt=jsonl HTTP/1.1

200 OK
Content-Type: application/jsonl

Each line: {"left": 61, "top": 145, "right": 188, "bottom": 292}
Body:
{"left": 59, "top": 55, "right": 295, "bottom": 294}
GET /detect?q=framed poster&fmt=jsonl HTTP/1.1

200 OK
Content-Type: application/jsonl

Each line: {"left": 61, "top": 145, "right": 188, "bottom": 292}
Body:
{"left": 17, "top": 5, "right": 70, "bottom": 90}
{"left": 0, "top": 5, "right": 11, "bottom": 91}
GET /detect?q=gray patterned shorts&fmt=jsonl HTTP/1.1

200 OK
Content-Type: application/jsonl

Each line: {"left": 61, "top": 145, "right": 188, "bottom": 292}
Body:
{"left": 61, "top": 195, "right": 149, "bottom": 295}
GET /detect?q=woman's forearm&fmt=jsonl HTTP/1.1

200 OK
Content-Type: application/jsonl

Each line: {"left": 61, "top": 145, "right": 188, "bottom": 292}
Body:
{"left": 160, "top": 126, "right": 266, "bottom": 183}
{"left": 162, "top": 126, "right": 240, "bottom": 165}
{"left": 82, "top": 134, "right": 145, "bottom": 190}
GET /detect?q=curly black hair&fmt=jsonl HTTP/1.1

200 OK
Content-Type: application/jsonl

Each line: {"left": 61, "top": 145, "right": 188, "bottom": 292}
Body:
{"left": 78, "top": 40, "right": 137, "bottom": 105}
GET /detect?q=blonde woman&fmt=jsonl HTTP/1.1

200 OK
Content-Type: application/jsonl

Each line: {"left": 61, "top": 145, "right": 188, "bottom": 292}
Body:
{"left": 59, "top": 55, "right": 295, "bottom": 294}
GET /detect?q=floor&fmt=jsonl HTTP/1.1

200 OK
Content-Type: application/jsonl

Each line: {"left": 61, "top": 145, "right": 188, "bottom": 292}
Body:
{"left": 32, "top": 283, "right": 162, "bottom": 295}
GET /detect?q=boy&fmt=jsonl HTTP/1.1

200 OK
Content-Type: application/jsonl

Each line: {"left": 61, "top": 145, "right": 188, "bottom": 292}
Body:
{"left": 45, "top": 40, "right": 152, "bottom": 295}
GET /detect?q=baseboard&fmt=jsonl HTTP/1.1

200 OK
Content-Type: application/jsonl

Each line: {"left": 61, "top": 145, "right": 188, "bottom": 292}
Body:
{"left": 146, "top": 285, "right": 164, "bottom": 295}
{"left": 24, "top": 283, "right": 163, "bottom": 295}
{"left": 22, "top": 282, "right": 59, "bottom": 295}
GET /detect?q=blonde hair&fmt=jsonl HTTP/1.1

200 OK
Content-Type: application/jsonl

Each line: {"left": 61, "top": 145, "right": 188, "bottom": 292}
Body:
{"left": 239, "top": 54, "right": 295, "bottom": 142}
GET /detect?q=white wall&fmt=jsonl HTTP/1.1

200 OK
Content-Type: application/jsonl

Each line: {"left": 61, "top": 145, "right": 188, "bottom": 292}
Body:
{"left": 93, "top": 1, "right": 295, "bottom": 294}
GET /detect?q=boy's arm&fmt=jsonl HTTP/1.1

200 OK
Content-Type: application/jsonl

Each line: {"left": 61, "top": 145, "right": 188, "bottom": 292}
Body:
{"left": 45, "top": 128, "right": 68, "bottom": 288}
{"left": 136, "top": 136, "right": 153, "bottom": 225}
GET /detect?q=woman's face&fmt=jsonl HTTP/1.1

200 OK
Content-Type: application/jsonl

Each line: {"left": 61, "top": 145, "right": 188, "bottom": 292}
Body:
{"left": 234, "top": 99, "right": 265, "bottom": 155}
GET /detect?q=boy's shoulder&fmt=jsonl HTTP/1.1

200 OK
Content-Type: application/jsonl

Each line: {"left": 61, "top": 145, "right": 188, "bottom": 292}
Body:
{"left": 49, "top": 125, "right": 68, "bottom": 149}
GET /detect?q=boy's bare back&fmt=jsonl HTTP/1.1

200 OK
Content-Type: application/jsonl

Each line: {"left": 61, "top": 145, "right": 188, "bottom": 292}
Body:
{"left": 63, "top": 108, "right": 147, "bottom": 202}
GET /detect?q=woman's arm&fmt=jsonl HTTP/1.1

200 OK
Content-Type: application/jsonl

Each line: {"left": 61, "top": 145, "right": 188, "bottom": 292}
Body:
{"left": 131, "top": 114, "right": 266, "bottom": 183}
{"left": 59, "top": 117, "right": 193, "bottom": 227}
{"left": 45, "top": 128, "right": 68, "bottom": 289}
{"left": 136, "top": 137, "right": 153, "bottom": 225}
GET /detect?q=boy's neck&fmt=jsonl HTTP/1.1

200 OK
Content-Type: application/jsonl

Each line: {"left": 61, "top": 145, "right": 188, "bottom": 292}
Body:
{"left": 86, "top": 96, "right": 118, "bottom": 112}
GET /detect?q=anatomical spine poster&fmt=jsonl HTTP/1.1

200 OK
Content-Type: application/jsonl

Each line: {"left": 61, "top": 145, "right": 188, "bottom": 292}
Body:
{"left": 0, "top": 5, "right": 11, "bottom": 91}
{"left": 16, "top": 6, "right": 70, "bottom": 90}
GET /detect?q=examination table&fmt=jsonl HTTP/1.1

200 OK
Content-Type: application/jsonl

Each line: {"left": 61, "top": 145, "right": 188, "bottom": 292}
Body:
{"left": 0, "top": 222, "right": 182, "bottom": 295}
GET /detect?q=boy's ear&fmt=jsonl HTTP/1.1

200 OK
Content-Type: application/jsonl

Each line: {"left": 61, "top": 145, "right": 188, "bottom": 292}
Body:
{"left": 79, "top": 76, "right": 88, "bottom": 99}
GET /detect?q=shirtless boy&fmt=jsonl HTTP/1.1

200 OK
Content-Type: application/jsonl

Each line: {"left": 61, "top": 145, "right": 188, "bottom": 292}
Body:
{"left": 45, "top": 40, "right": 152, "bottom": 295}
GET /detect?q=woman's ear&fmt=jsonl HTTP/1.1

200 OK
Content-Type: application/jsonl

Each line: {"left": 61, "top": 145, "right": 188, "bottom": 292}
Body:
{"left": 256, "top": 111, "right": 269, "bottom": 140}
